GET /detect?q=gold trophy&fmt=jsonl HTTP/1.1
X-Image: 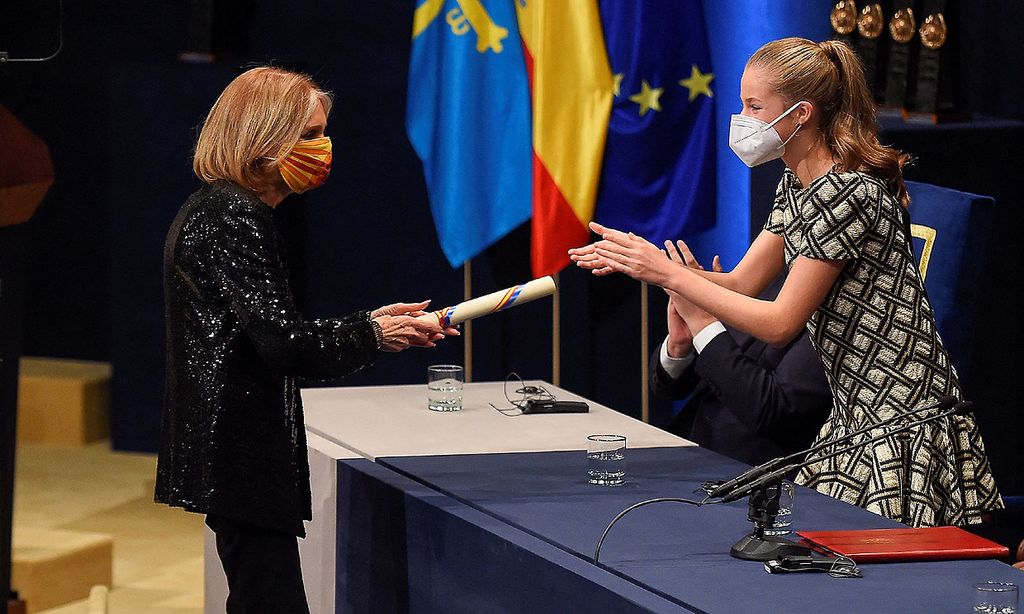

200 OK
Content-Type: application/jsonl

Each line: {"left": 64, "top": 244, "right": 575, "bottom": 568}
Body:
{"left": 881, "top": 3, "right": 916, "bottom": 116}
{"left": 910, "top": 10, "right": 953, "bottom": 122}
{"left": 919, "top": 13, "right": 948, "bottom": 49}
{"left": 857, "top": 4, "right": 884, "bottom": 39}
{"left": 889, "top": 8, "right": 917, "bottom": 43}
{"left": 855, "top": 3, "right": 884, "bottom": 101}
{"left": 830, "top": 1, "right": 858, "bottom": 36}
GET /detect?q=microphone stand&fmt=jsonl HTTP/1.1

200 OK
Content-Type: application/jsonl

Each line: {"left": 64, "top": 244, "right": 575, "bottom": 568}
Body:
{"left": 729, "top": 481, "right": 815, "bottom": 561}
{"left": 589, "top": 397, "right": 966, "bottom": 565}
{"left": 707, "top": 395, "right": 957, "bottom": 501}
{"left": 723, "top": 400, "right": 972, "bottom": 561}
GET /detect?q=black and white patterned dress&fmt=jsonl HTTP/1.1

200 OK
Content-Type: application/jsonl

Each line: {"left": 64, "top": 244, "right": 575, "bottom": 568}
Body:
{"left": 765, "top": 169, "right": 1001, "bottom": 527}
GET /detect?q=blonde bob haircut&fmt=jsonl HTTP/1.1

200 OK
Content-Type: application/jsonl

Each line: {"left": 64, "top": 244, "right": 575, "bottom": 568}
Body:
{"left": 193, "top": 66, "right": 333, "bottom": 193}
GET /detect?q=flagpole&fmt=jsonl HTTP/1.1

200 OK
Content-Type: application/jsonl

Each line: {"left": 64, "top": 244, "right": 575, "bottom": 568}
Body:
{"left": 552, "top": 272, "right": 561, "bottom": 386}
{"left": 640, "top": 280, "right": 650, "bottom": 423}
{"left": 463, "top": 259, "right": 473, "bottom": 383}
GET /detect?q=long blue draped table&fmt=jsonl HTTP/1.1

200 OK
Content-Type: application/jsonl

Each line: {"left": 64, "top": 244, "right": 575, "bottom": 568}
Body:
{"left": 359, "top": 446, "right": 1021, "bottom": 613}
{"left": 293, "top": 381, "right": 691, "bottom": 613}
{"left": 335, "top": 456, "right": 689, "bottom": 613}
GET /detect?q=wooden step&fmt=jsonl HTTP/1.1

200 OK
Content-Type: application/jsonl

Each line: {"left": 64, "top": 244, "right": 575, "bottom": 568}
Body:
{"left": 17, "top": 357, "right": 111, "bottom": 445}
{"left": 11, "top": 527, "right": 113, "bottom": 613}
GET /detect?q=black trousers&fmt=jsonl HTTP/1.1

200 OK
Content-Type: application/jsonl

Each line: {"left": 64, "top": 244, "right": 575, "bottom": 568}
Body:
{"left": 205, "top": 515, "right": 310, "bottom": 614}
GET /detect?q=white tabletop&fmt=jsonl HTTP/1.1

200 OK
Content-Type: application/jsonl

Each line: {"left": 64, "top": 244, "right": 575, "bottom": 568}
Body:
{"left": 302, "top": 380, "right": 693, "bottom": 460}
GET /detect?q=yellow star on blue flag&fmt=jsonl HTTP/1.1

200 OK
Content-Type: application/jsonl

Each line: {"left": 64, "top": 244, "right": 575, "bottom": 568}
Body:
{"left": 595, "top": 0, "right": 717, "bottom": 244}
{"left": 679, "top": 64, "right": 714, "bottom": 101}
{"left": 629, "top": 80, "right": 663, "bottom": 116}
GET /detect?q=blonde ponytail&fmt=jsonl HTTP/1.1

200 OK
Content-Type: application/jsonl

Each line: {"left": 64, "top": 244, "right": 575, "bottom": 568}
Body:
{"left": 750, "top": 38, "right": 911, "bottom": 207}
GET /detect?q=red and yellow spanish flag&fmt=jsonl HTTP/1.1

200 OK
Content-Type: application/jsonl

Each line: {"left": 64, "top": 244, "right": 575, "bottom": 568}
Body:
{"left": 515, "top": 1, "right": 613, "bottom": 278}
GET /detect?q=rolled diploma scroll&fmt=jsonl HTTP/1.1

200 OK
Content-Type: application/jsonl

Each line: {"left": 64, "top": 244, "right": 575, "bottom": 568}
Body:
{"left": 415, "top": 276, "right": 556, "bottom": 327}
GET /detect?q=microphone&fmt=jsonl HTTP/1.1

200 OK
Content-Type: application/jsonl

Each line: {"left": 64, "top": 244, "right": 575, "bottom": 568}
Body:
{"left": 708, "top": 394, "right": 958, "bottom": 500}
{"left": 719, "top": 399, "right": 973, "bottom": 504}
{"left": 590, "top": 398, "right": 971, "bottom": 565}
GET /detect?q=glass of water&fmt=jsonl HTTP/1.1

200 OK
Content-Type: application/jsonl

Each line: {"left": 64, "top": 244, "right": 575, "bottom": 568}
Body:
{"left": 427, "top": 364, "right": 464, "bottom": 412}
{"left": 763, "top": 481, "right": 795, "bottom": 536}
{"left": 587, "top": 435, "right": 626, "bottom": 486}
{"left": 975, "top": 581, "right": 1018, "bottom": 613}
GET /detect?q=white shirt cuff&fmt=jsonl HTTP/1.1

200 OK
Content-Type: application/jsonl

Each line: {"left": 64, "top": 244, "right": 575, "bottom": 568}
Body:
{"left": 659, "top": 336, "right": 695, "bottom": 379}
{"left": 692, "top": 321, "right": 727, "bottom": 354}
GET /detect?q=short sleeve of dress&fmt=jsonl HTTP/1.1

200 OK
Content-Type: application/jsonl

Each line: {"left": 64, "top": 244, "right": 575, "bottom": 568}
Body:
{"left": 763, "top": 174, "right": 791, "bottom": 235}
{"left": 799, "top": 175, "right": 880, "bottom": 261}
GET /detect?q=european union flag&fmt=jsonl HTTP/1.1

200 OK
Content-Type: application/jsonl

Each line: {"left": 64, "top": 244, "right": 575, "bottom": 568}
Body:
{"left": 406, "top": 0, "right": 532, "bottom": 268}
{"left": 595, "top": 0, "right": 716, "bottom": 244}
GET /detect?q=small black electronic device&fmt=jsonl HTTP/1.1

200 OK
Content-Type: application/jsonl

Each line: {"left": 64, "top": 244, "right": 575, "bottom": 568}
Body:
{"left": 764, "top": 555, "right": 861, "bottom": 578}
{"left": 521, "top": 399, "right": 589, "bottom": 414}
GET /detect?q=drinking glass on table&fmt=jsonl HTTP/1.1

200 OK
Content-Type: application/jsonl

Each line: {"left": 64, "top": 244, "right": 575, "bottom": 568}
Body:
{"left": 763, "top": 480, "right": 795, "bottom": 536}
{"left": 427, "top": 364, "right": 464, "bottom": 412}
{"left": 974, "top": 581, "right": 1018, "bottom": 613}
{"left": 587, "top": 434, "right": 626, "bottom": 486}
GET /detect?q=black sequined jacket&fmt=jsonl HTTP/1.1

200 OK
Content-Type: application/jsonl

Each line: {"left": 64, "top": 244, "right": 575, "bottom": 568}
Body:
{"left": 155, "top": 180, "right": 378, "bottom": 536}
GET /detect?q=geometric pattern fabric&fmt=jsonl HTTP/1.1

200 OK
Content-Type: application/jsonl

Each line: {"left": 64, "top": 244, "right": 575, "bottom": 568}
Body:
{"left": 765, "top": 170, "right": 1001, "bottom": 527}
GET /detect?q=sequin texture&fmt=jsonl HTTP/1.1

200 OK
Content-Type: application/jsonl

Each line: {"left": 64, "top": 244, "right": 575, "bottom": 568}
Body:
{"left": 155, "top": 180, "right": 378, "bottom": 536}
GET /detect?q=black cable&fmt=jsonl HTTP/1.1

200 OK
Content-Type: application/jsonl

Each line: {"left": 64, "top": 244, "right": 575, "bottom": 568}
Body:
{"left": 0, "top": 0, "right": 63, "bottom": 63}
{"left": 594, "top": 496, "right": 714, "bottom": 563}
{"left": 489, "top": 372, "right": 555, "bottom": 416}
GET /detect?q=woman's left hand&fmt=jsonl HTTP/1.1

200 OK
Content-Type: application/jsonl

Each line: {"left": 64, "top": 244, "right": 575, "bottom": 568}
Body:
{"left": 569, "top": 222, "right": 679, "bottom": 286}
{"left": 372, "top": 300, "right": 459, "bottom": 341}
{"left": 371, "top": 301, "right": 430, "bottom": 319}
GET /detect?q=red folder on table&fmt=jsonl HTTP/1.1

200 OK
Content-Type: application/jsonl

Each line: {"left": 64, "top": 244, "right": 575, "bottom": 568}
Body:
{"left": 796, "top": 526, "right": 1009, "bottom": 563}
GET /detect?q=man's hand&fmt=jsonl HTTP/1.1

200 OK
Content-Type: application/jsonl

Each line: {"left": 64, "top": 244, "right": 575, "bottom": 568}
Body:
{"left": 664, "top": 241, "right": 723, "bottom": 336}
{"left": 666, "top": 300, "right": 694, "bottom": 358}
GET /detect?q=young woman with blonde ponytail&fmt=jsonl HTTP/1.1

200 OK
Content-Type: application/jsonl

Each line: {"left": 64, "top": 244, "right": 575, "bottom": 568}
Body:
{"left": 570, "top": 37, "right": 1000, "bottom": 527}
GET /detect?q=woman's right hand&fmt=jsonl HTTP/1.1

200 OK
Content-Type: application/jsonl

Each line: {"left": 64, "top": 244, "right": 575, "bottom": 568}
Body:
{"left": 570, "top": 222, "right": 682, "bottom": 286}
{"left": 373, "top": 315, "right": 446, "bottom": 352}
{"left": 373, "top": 313, "right": 460, "bottom": 352}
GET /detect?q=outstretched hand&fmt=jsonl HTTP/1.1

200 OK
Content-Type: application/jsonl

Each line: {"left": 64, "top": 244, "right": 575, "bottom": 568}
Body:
{"left": 662, "top": 238, "right": 721, "bottom": 275}
{"left": 371, "top": 301, "right": 431, "bottom": 319}
{"left": 568, "top": 222, "right": 682, "bottom": 286}
{"left": 372, "top": 299, "right": 459, "bottom": 352}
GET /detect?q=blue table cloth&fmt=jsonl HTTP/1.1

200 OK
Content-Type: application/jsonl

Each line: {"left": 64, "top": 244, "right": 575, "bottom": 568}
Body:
{"left": 377, "top": 446, "right": 1021, "bottom": 613}
{"left": 336, "top": 457, "right": 691, "bottom": 613}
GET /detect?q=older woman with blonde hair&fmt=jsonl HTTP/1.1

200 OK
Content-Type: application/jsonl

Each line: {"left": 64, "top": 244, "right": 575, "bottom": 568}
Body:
{"left": 155, "top": 66, "right": 455, "bottom": 613}
{"left": 572, "top": 38, "right": 1000, "bottom": 528}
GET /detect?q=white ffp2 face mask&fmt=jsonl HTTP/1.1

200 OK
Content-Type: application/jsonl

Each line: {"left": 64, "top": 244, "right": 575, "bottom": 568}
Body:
{"left": 728, "top": 101, "right": 805, "bottom": 167}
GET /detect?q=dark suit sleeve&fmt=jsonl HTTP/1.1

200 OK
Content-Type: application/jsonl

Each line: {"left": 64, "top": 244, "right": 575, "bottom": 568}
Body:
{"left": 649, "top": 340, "right": 700, "bottom": 400}
{"left": 692, "top": 330, "right": 832, "bottom": 444}
{"left": 211, "top": 202, "right": 378, "bottom": 379}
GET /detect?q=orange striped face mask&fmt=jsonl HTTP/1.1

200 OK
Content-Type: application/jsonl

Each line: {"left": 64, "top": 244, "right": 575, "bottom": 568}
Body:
{"left": 279, "top": 136, "right": 332, "bottom": 193}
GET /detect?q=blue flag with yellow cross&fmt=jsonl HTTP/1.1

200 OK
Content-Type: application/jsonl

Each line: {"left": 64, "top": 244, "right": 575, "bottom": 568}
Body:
{"left": 406, "top": 0, "right": 532, "bottom": 268}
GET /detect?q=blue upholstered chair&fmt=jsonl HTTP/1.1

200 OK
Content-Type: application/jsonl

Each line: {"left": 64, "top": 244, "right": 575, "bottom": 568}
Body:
{"left": 905, "top": 181, "right": 995, "bottom": 383}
